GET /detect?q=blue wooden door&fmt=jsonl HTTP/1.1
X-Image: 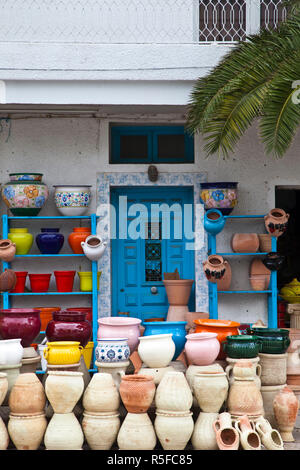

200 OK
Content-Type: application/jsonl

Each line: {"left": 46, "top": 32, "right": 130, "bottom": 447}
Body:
{"left": 111, "top": 187, "right": 195, "bottom": 320}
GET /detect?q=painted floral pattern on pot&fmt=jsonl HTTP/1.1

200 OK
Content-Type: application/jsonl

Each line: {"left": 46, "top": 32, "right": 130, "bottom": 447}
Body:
{"left": 200, "top": 183, "right": 238, "bottom": 215}
{"left": 9, "top": 173, "right": 43, "bottom": 182}
{"left": 95, "top": 339, "right": 130, "bottom": 363}
{"left": 54, "top": 191, "right": 91, "bottom": 208}
{"left": 1, "top": 181, "right": 48, "bottom": 215}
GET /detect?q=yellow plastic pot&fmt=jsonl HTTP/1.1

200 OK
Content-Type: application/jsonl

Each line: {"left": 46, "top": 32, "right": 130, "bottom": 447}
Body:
{"left": 77, "top": 271, "right": 101, "bottom": 292}
{"left": 82, "top": 341, "right": 94, "bottom": 369}
{"left": 8, "top": 228, "right": 33, "bottom": 255}
{"left": 43, "top": 341, "right": 83, "bottom": 365}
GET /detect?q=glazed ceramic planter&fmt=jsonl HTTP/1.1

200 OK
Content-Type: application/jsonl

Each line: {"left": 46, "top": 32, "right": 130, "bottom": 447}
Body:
{"left": 44, "top": 412, "right": 84, "bottom": 450}
{"left": 138, "top": 334, "right": 175, "bottom": 368}
{"left": 264, "top": 208, "right": 289, "bottom": 237}
{"left": 192, "top": 412, "right": 219, "bottom": 450}
{"left": 213, "top": 412, "right": 239, "bottom": 451}
{"left": 95, "top": 338, "right": 130, "bottom": 363}
{"left": 184, "top": 332, "right": 220, "bottom": 366}
{"left": 45, "top": 310, "right": 92, "bottom": 347}
{"left": 273, "top": 386, "right": 299, "bottom": 441}
{"left": 0, "top": 308, "right": 41, "bottom": 347}
{"left": 248, "top": 327, "right": 290, "bottom": 354}
{"left": 0, "top": 338, "right": 23, "bottom": 365}
{"left": 155, "top": 410, "right": 194, "bottom": 450}
{"left": 8, "top": 373, "right": 46, "bottom": 415}
{"left": 259, "top": 353, "right": 287, "bottom": 386}
{"left": 193, "top": 371, "right": 228, "bottom": 413}
{"left": 203, "top": 209, "right": 226, "bottom": 235}
{"left": 8, "top": 228, "right": 33, "bottom": 255}
{"left": 45, "top": 371, "right": 84, "bottom": 413}
{"left": 155, "top": 371, "right": 193, "bottom": 412}
{"left": 203, "top": 255, "right": 228, "bottom": 283}
{"left": 78, "top": 271, "right": 101, "bottom": 292}
{"left": 97, "top": 316, "right": 142, "bottom": 354}
{"left": 81, "top": 235, "right": 107, "bottom": 261}
{"left": 200, "top": 182, "right": 238, "bottom": 215}
{"left": 8, "top": 413, "right": 47, "bottom": 450}
{"left": 54, "top": 270, "right": 76, "bottom": 292}
{"left": 53, "top": 184, "right": 92, "bottom": 216}
{"left": 231, "top": 233, "right": 259, "bottom": 253}
{"left": 117, "top": 412, "right": 157, "bottom": 450}
{"left": 29, "top": 273, "right": 51, "bottom": 293}
{"left": 262, "top": 252, "right": 285, "bottom": 271}
{"left": 36, "top": 228, "right": 64, "bottom": 254}
{"left": 68, "top": 227, "right": 91, "bottom": 254}
{"left": 9, "top": 173, "right": 44, "bottom": 182}
{"left": 222, "top": 335, "right": 260, "bottom": 359}
{"left": 142, "top": 321, "right": 187, "bottom": 360}
{"left": 82, "top": 411, "right": 120, "bottom": 450}
{"left": 10, "top": 271, "right": 28, "bottom": 294}
{"left": 82, "top": 372, "right": 120, "bottom": 413}
{"left": 2, "top": 174, "right": 49, "bottom": 216}
{"left": 0, "top": 239, "right": 16, "bottom": 262}
{"left": 194, "top": 318, "right": 240, "bottom": 360}
{"left": 119, "top": 375, "right": 156, "bottom": 413}
{"left": 43, "top": 341, "right": 83, "bottom": 365}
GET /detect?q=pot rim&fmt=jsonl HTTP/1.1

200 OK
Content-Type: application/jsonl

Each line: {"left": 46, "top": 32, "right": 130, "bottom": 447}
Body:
{"left": 226, "top": 335, "right": 259, "bottom": 342}
{"left": 121, "top": 374, "right": 154, "bottom": 383}
{"left": 46, "top": 370, "right": 83, "bottom": 377}
{"left": 0, "top": 338, "right": 22, "bottom": 343}
{"left": 98, "top": 317, "right": 141, "bottom": 326}
{"left": 138, "top": 333, "right": 173, "bottom": 340}
{"left": 194, "top": 319, "right": 240, "bottom": 328}
{"left": 200, "top": 182, "right": 238, "bottom": 189}
{"left": 142, "top": 321, "right": 187, "bottom": 326}
{"left": 46, "top": 341, "right": 81, "bottom": 347}
{"left": 97, "top": 337, "right": 129, "bottom": 342}
{"left": 195, "top": 371, "right": 227, "bottom": 376}
{"left": 185, "top": 332, "right": 218, "bottom": 340}
{"left": 53, "top": 184, "right": 92, "bottom": 188}
{"left": 0, "top": 308, "right": 41, "bottom": 314}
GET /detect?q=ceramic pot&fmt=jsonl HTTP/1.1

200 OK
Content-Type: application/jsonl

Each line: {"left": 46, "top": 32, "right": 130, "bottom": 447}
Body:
{"left": 200, "top": 182, "right": 238, "bottom": 215}
{"left": 273, "top": 386, "right": 299, "bottom": 441}
{"left": 231, "top": 233, "right": 259, "bottom": 253}
{"left": 227, "top": 369, "right": 264, "bottom": 418}
{"left": 194, "top": 318, "right": 240, "bottom": 360}
{"left": 44, "top": 412, "right": 84, "bottom": 450}
{"left": 20, "top": 355, "right": 41, "bottom": 374}
{"left": 142, "top": 321, "right": 187, "bottom": 360}
{"left": 184, "top": 332, "right": 220, "bottom": 366}
{"left": 155, "top": 410, "right": 194, "bottom": 450}
{"left": 260, "top": 384, "right": 286, "bottom": 429}
{"left": 117, "top": 412, "right": 157, "bottom": 450}
{"left": 137, "top": 366, "right": 175, "bottom": 385}
{"left": 0, "top": 416, "right": 9, "bottom": 450}
{"left": 234, "top": 415, "right": 261, "bottom": 450}
{"left": 9, "top": 173, "right": 43, "bottom": 182}
{"left": 8, "top": 373, "right": 46, "bottom": 415}
{"left": 163, "top": 279, "right": 194, "bottom": 305}
{"left": 258, "top": 234, "right": 272, "bottom": 252}
{"left": 2, "top": 177, "right": 49, "bottom": 216}
{"left": 0, "top": 269, "right": 17, "bottom": 292}
{"left": 248, "top": 327, "right": 290, "bottom": 354}
{"left": 213, "top": 412, "right": 239, "bottom": 450}
{"left": 185, "top": 363, "right": 224, "bottom": 395}
{"left": 193, "top": 371, "right": 228, "bottom": 413}
{"left": 66, "top": 306, "right": 92, "bottom": 322}
{"left": 36, "top": 228, "right": 64, "bottom": 254}
{"left": 119, "top": 375, "right": 155, "bottom": 413}
{"left": 45, "top": 371, "right": 84, "bottom": 413}
{"left": 259, "top": 353, "right": 287, "bottom": 386}
{"left": 97, "top": 316, "right": 142, "bottom": 354}
{"left": 81, "top": 235, "right": 107, "bottom": 261}
{"left": 78, "top": 271, "right": 101, "bottom": 292}
{"left": 95, "top": 360, "right": 130, "bottom": 389}
{"left": 95, "top": 338, "right": 130, "bottom": 363}
{"left": 155, "top": 371, "right": 193, "bottom": 412}
{"left": 138, "top": 334, "right": 175, "bottom": 368}
{"left": 46, "top": 310, "right": 92, "bottom": 347}
{"left": 217, "top": 260, "right": 232, "bottom": 291}
{"left": 8, "top": 228, "right": 33, "bottom": 255}
{"left": 222, "top": 335, "right": 260, "bottom": 359}
{"left": 255, "top": 416, "right": 284, "bottom": 450}
{"left": 82, "top": 411, "right": 120, "bottom": 450}
{"left": 203, "top": 209, "right": 226, "bottom": 235}
{"left": 0, "top": 363, "right": 21, "bottom": 405}
{"left": 10, "top": 271, "right": 28, "bottom": 294}
{"left": 225, "top": 357, "right": 261, "bottom": 389}
{"left": 68, "top": 227, "right": 91, "bottom": 254}
{"left": 203, "top": 255, "right": 228, "bottom": 283}
{"left": 53, "top": 270, "right": 76, "bottom": 292}
{"left": 0, "top": 308, "right": 41, "bottom": 347}
{"left": 0, "top": 373, "right": 8, "bottom": 406}
{"left": 36, "top": 307, "right": 60, "bottom": 332}
{"left": 29, "top": 273, "right": 51, "bottom": 293}
{"left": 43, "top": 341, "right": 83, "bottom": 365}
{"left": 0, "top": 338, "right": 23, "bottom": 365}
{"left": 192, "top": 412, "right": 219, "bottom": 450}
{"left": 53, "top": 184, "right": 92, "bottom": 216}
{"left": 249, "top": 258, "right": 271, "bottom": 290}
{"left": 0, "top": 239, "right": 16, "bottom": 262}
{"left": 82, "top": 372, "right": 120, "bottom": 413}
{"left": 262, "top": 252, "right": 285, "bottom": 271}
{"left": 8, "top": 412, "right": 47, "bottom": 450}
{"left": 264, "top": 208, "right": 289, "bottom": 237}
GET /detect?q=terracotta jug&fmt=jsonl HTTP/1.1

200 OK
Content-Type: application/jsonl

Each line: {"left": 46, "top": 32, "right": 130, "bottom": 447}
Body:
{"left": 68, "top": 227, "right": 91, "bottom": 254}
{"left": 264, "top": 208, "right": 289, "bottom": 237}
{"left": 154, "top": 410, "right": 194, "bottom": 450}
{"left": 273, "top": 386, "right": 299, "bottom": 442}
{"left": 82, "top": 372, "right": 120, "bottom": 413}
{"left": 8, "top": 413, "right": 47, "bottom": 450}
{"left": 119, "top": 374, "right": 156, "bottom": 414}
{"left": 234, "top": 415, "right": 261, "bottom": 450}
{"left": 203, "top": 255, "right": 228, "bottom": 283}
{"left": 155, "top": 371, "right": 193, "bottom": 413}
{"left": 213, "top": 412, "right": 239, "bottom": 450}
{"left": 117, "top": 413, "right": 157, "bottom": 450}
{"left": 8, "top": 373, "right": 46, "bottom": 415}
{"left": 193, "top": 371, "right": 228, "bottom": 413}
{"left": 191, "top": 412, "right": 219, "bottom": 450}
{"left": 0, "top": 239, "right": 16, "bottom": 262}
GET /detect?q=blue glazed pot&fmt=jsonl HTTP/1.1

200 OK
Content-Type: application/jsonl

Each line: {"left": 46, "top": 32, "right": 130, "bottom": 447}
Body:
{"left": 142, "top": 321, "right": 187, "bottom": 360}
{"left": 200, "top": 182, "right": 238, "bottom": 215}
{"left": 36, "top": 228, "right": 64, "bottom": 254}
{"left": 204, "top": 209, "right": 226, "bottom": 235}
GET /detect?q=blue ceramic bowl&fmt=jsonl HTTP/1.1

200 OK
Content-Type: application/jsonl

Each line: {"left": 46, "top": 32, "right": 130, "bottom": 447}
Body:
{"left": 142, "top": 321, "right": 187, "bottom": 360}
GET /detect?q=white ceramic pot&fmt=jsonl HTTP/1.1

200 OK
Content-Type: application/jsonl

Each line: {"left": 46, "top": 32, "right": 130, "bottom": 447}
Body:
{"left": 191, "top": 412, "right": 219, "bottom": 450}
{"left": 186, "top": 364, "right": 224, "bottom": 408}
{"left": 95, "top": 338, "right": 130, "bottom": 363}
{"left": 0, "top": 372, "right": 8, "bottom": 407}
{"left": 193, "top": 371, "right": 229, "bottom": 413}
{"left": 95, "top": 360, "right": 129, "bottom": 389}
{"left": 155, "top": 371, "right": 193, "bottom": 412}
{"left": 82, "top": 411, "right": 120, "bottom": 450}
{"left": 8, "top": 413, "right": 47, "bottom": 450}
{"left": 53, "top": 184, "right": 92, "bottom": 216}
{"left": 117, "top": 412, "right": 157, "bottom": 450}
{"left": 138, "top": 334, "right": 175, "bottom": 368}
{"left": 155, "top": 410, "right": 194, "bottom": 450}
{"left": 82, "top": 373, "right": 120, "bottom": 413}
{"left": 44, "top": 412, "right": 84, "bottom": 450}
{"left": 137, "top": 366, "right": 175, "bottom": 385}
{"left": 81, "top": 235, "right": 107, "bottom": 261}
{"left": 0, "top": 339, "right": 23, "bottom": 365}
{"left": 45, "top": 371, "right": 84, "bottom": 414}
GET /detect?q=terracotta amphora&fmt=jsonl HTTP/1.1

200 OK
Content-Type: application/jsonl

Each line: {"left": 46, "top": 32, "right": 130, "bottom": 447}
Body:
{"left": 255, "top": 416, "right": 284, "bottom": 450}
{"left": 203, "top": 255, "right": 228, "bottom": 283}
{"left": 119, "top": 374, "right": 156, "bottom": 414}
{"left": 8, "top": 373, "right": 46, "bottom": 415}
{"left": 191, "top": 412, "right": 219, "bottom": 450}
{"left": 234, "top": 415, "right": 261, "bottom": 450}
{"left": 264, "top": 208, "right": 289, "bottom": 237}
{"left": 213, "top": 412, "right": 239, "bottom": 450}
{"left": 273, "top": 386, "right": 299, "bottom": 442}
{"left": 0, "top": 239, "right": 16, "bottom": 262}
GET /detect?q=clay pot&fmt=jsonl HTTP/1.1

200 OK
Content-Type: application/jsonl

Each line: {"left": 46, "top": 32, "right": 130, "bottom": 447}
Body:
{"left": 81, "top": 235, "right": 107, "bottom": 261}
{"left": 231, "top": 233, "right": 259, "bottom": 253}
{"left": 203, "top": 255, "right": 228, "bottom": 282}
{"left": 225, "top": 357, "right": 261, "bottom": 389}
{"left": 193, "top": 371, "right": 228, "bottom": 413}
{"left": 8, "top": 413, "right": 47, "bottom": 450}
{"left": 0, "top": 269, "right": 17, "bottom": 292}
{"left": 29, "top": 273, "right": 51, "bottom": 293}
{"left": 163, "top": 279, "right": 194, "bottom": 305}
{"left": 259, "top": 353, "right": 287, "bottom": 386}
{"left": 119, "top": 375, "right": 155, "bottom": 413}
{"left": 260, "top": 384, "right": 286, "bottom": 429}
{"left": 82, "top": 411, "right": 120, "bottom": 450}
{"left": 45, "top": 371, "right": 84, "bottom": 413}
{"left": 54, "top": 271, "right": 76, "bottom": 293}
{"left": 0, "top": 239, "right": 16, "bottom": 262}
{"left": 43, "top": 341, "right": 83, "bottom": 365}
{"left": 0, "top": 416, "right": 9, "bottom": 450}
{"left": 137, "top": 366, "right": 175, "bottom": 385}
{"left": 142, "top": 321, "right": 187, "bottom": 361}
{"left": 8, "top": 228, "right": 33, "bottom": 255}
{"left": 68, "top": 227, "right": 91, "bottom": 254}
{"left": 286, "top": 328, "right": 300, "bottom": 353}
{"left": 95, "top": 338, "right": 130, "bottom": 363}
{"left": 287, "top": 374, "right": 300, "bottom": 386}
{"left": 222, "top": 335, "right": 260, "bottom": 359}
{"left": 154, "top": 410, "right": 194, "bottom": 450}
{"left": 203, "top": 209, "right": 226, "bottom": 235}
{"left": 249, "top": 259, "right": 271, "bottom": 290}
{"left": 255, "top": 416, "right": 284, "bottom": 450}
{"left": 95, "top": 360, "right": 130, "bottom": 389}
{"left": 217, "top": 260, "right": 232, "bottom": 291}
{"left": 83, "top": 372, "right": 120, "bottom": 413}
{"left": 264, "top": 208, "right": 289, "bottom": 237}
{"left": 0, "top": 373, "right": 8, "bottom": 406}
{"left": 184, "top": 332, "right": 220, "bottom": 366}
{"left": 234, "top": 415, "right": 261, "bottom": 450}
{"left": 138, "top": 334, "right": 175, "bottom": 368}
{"left": 213, "top": 412, "right": 239, "bottom": 450}
{"left": 9, "top": 373, "right": 46, "bottom": 415}
{"left": 227, "top": 364, "right": 264, "bottom": 418}
{"left": 0, "top": 308, "right": 41, "bottom": 348}
{"left": 44, "top": 412, "right": 84, "bottom": 450}
{"left": 2, "top": 176, "right": 49, "bottom": 216}
{"left": 117, "top": 412, "right": 157, "bottom": 450}
{"left": 185, "top": 363, "right": 224, "bottom": 403}
{"left": 191, "top": 412, "right": 219, "bottom": 450}
{"left": 36, "top": 228, "right": 64, "bottom": 254}
{"left": 273, "top": 386, "right": 299, "bottom": 441}
{"left": 0, "top": 363, "right": 21, "bottom": 406}
{"left": 46, "top": 310, "right": 92, "bottom": 348}
{"left": 97, "top": 316, "right": 142, "bottom": 354}
{"left": 258, "top": 234, "right": 272, "bottom": 252}
{"left": 10, "top": 271, "right": 28, "bottom": 293}
{"left": 262, "top": 252, "right": 285, "bottom": 271}
{"left": 36, "top": 307, "right": 60, "bottom": 332}
{"left": 194, "top": 318, "right": 240, "bottom": 361}
{"left": 155, "top": 371, "right": 193, "bottom": 413}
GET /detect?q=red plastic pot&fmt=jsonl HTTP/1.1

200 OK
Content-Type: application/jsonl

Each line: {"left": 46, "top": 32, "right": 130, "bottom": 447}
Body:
{"left": 29, "top": 273, "right": 51, "bottom": 293}
{"left": 54, "top": 270, "right": 76, "bottom": 292}
{"left": 66, "top": 307, "right": 92, "bottom": 322}
{"left": 10, "top": 271, "right": 28, "bottom": 293}
{"left": 0, "top": 308, "right": 41, "bottom": 347}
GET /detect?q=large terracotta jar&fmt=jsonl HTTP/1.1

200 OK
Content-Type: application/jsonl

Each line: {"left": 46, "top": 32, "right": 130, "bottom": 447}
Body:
{"left": 184, "top": 332, "right": 220, "bottom": 366}
{"left": 82, "top": 411, "right": 120, "bottom": 450}
{"left": 97, "top": 316, "right": 142, "bottom": 354}
{"left": 193, "top": 371, "right": 228, "bottom": 413}
{"left": 8, "top": 413, "right": 47, "bottom": 450}
{"left": 259, "top": 353, "right": 287, "bottom": 386}
{"left": 194, "top": 318, "right": 240, "bottom": 360}
{"left": 117, "top": 412, "right": 157, "bottom": 450}
{"left": 9, "top": 373, "right": 46, "bottom": 415}
{"left": 155, "top": 371, "right": 193, "bottom": 413}
{"left": 260, "top": 384, "right": 286, "bottom": 429}
{"left": 264, "top": 208, "right": 289, "bottom": 237}
{"left": 45, "top": 371, "right": 84, "bottom": 414}
{"left": 44, "top": 412, "right": 84, "bottom": 450}
{"left": 0, "top": 308, "right": 41, "bottom": 347}
{"left": 82, "top": 373, "right": 120, "bottom": 413}
{"left": 46, "top": 310, "right": 92, "bottom": 347}
{"left": 68, "top": 227, "right": 91, "bottom": 254}
{"left": 119, "top": 375, "right": 156, "bottom": 413}
{"left": 191, "top": 412, "right": 219, "bottom": 450}
{"left": 203, "top": 255, "right": 228, "bottom": 283}
{"left": 154, "top": 410, "right": 194, "bottom": 450}
{"left": 273, "top": 386, "right": 299, "bottom": 441}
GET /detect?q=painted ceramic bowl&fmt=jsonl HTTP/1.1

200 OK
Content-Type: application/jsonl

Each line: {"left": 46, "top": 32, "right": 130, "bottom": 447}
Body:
{"left": 9, "top": 173, "right": 43, "bottom": 182}
{"left": 2, "top": 180, "right": 49, "bottom": 216}
{"left": 247, "top": 327, "right": 290, "bottom": 354}
{"left": 95, "top": 338, "right": 130, "bottom": 363}
{"left": 53, "top": 185, "right": 92, "bottom": 216}
{"left": 200, "top": 182, "right": 238, "bottom": 215}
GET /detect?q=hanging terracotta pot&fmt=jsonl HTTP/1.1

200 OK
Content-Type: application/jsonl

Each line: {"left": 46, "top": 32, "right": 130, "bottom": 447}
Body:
{"left": 82, "top": 373, "right": 120, "bottom": 413}
{"left": 273, "top": 386, "right": 299, "bottom": 442}
{"left": 119, "top": 375, "right": 156, "bottom": 413}
{"left": 0, "top": 239, "right": 16, "bottom": 262}
{"left": 264, "top": 208, "right": 289, "bottom": 237}
{"left": 117, "top": 412, "right": 157, "bottom": 450}
{"left": 44, "top": 412, "right": 84, "bottom": 450}
{"left": 8, "top": 413, "right": 47, "bottom": 450}
{"left": 154, "top": 410, "right": 194, "bottom": 450}
{"left": 191, "top": 412, "right": 219, "bottom": 450}
{"left": 203, "top": 255, "right": 228, "bottom": 283}
{"left": 82, "top": 411, "right": 120, "bottom": 450}
{"left": 213, "top": 412, "right": 239, "bottom": 451}
{"left": 193, "top": 371, "right": 228, "bottom": 413}
{"left": 45, "top": 371, "right": 84, "bottom": 414}
{"left": 155, "top": 371, "right": 193, "bottom": 413}
{"left": 8, "top": 373, "right": 46, "bottom": 415}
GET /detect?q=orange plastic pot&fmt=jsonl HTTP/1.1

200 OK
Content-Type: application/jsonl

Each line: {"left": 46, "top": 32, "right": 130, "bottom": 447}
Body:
{"left": 194, "top": 319, "right": 240, "bottom": 360}
{"left": 36, "top": 307, "right": 61, "bottom": 331}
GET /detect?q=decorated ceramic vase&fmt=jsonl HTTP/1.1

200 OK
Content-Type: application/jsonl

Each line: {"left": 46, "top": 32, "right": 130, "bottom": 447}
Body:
{"left": 43, "top": 341, "right": 83, "bottom": 365}
{"left": 200, "top": 182, "right": 238, "bottom": 215}
{"left": 36, "top": 228, "right": 64, "bottom": 254}
{"left": 273, "top": 386, "right": 299, "bottom": 442}
{"left": 53, "top": 184, "right": 92, "bottom": 216}
{"left": 264, "top": 208, "right": 289, "bottom": 237}
{"left": 222, "top": 335, "right": 260, "bottom": 359}
{"left": 95, "top": 338, "right": 130, "bottom": 363}
{"left": 2, "top": 173, "right": 49, "bottom": 216}
{"left": 203, "top": 255, "right": 228, "bottom": 283}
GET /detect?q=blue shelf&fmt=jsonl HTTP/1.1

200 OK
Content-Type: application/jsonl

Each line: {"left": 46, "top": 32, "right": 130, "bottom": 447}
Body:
{"left": 8, "top": 291, "right": 94, "bottom": 296}
{"left": 7, "top": 216, "right": 97, "bottom": 220}
{"left": 218, "top": 290, "right": 272, "bottom": 294}
{"left": 215, "top": 252, "right": 269, "bottom": 256}
{"left": 15, "top": 254, "right": 85, "bottom": 258}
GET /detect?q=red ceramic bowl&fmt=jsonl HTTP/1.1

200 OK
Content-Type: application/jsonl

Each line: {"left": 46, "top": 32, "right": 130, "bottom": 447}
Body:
{"left": 0, "top": 308, "right": 41, "bottom": 347}
{"left": 29, "top": 273, "right": 51, "bottom": 293}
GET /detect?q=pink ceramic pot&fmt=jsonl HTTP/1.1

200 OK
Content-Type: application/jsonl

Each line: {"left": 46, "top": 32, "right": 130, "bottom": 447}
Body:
{"left": 97, "top": 317, "right": 142, "bottom": 354}
{"left": 184, "top": 332, "right": 220, "bottom": 366}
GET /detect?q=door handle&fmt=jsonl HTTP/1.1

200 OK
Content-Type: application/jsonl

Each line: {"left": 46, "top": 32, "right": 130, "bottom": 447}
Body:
{"left": 151, "top": 286, "right": 158, "bottom": 294}
{"left": 120, "top": 288, "right": 124, "bottom": 292}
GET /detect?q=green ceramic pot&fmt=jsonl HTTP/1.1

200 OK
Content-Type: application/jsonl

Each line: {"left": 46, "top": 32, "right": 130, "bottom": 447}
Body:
{"left": 222, "top": 335, "right": 260, "bottom": 358}
{"left": 247, "top": 327, "right": 290, "bottom": 354}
